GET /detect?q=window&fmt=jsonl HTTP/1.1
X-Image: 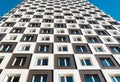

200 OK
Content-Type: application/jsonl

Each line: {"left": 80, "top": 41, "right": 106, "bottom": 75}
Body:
{"left": 66, "top": 20, "right": 76, "bottom": 23}
{"left": 54, "top": 16, "right": 64, "bottom": 19}
{"left": 6, "top": 54, "right": 31, "bottom": 69}
{"left": 85, "top": 74, "right": 100, "bottom": 82}
{"left": 80, "top": 70, "right": 106, "bottom": 82}
{"left": 96, "top": 30, "right": 109, "bottom": 35}
{"left": 24, "top": 36, "right": 33, "bottom": 41}
{"left": 55, "top": 55, "right": 76, "bottom": 69}
{"left": 55, "top": 23, "right": 66, "bottom": 28}
{"left": 94, "top": 47, "right": 103, "bottom": 52}
{"left": 25, "top": 12, "right": 34, "bottom": 15}
{"left": 29, "top": 23, "right": 41, "bottom": 27}
{"left": 86, "top": 37, "right": 101, "bottom": 43}
{"left": 58, "top": 58, "right": 71, "bottom": 67}
{"left": 75, "top": 16, "right": 85, "bottom": 20}
{"left": 19, "top": 18, "right": 30, "bottom": 22}
{"left": 100, "top": 58, "right": 114, "bottom": 67}
{"left": 19, "top": 45, "right": 30, "bottom": 51}
{"left": 40, "top": 28, "right": 53, "bottom": 34}
{"left": 21, "top": 34, "right": 37, "bottom": 42}
{"left": 5, "top": 75, "right": 20, "bottom": 82}
{"left": 27, "top": 70, "right": 52, "bottom": 82}
{"left": 101, "top": 15, "right": 109, "bottom": 17}
{"left": 82, "top": 14, "right": 91, "bottom": 17}
{"left": 60, "top": 76, "right": 73, "bottom": 82}
{"left": 95, "top": 18, "right": 104, "bottom": 21}
{"left": 109, "top": 21, "right": 120, "bottom": 25}
{"left": 111, "top": 75, "right": 120, "bottom": 82}
{"left": 43, "top": 19, "right": 53, "bottom": 23}
{"left": 10, "top": 28, "right": 25, "bottom": 33}
{"left": 76, "top": 46, "right": 87, "bottom": 53}
{"left": 33, "top": 15, "right": 43, "bottom": 18}
{"left": 88, "top": 21, "right": 99, "bottom": 24}
{"left": 45, "top": 13, "right": 53, "bottom": 15}
{"left": 79, "top": 24, "right": 91, "bottom": 29}
{"left": 0, "top": 44, "right": 12, "bottom": 52}
{"left": 12, "top": 15, "right": 22, "bottom": 18}
{"left": 12, "top": 57, "right": 26, "bottom": 66}
{"left": 57, "top": 37, "right": 66, "bottom": 42}
{"left": 73, "top": 37, "right": 81, "bottom": 41}
{"left": 41, "top": 36, "right": 49, "bottom": 41}
{"left": 58, "top": 46, "right": 68, "bottom": 51}
{"left": 73, "top": 44, "right": 91, "bottom": 54}
{"left": 35, "top": 43, "right": 52, "bottom": 53}
{"left": 64, "top": 13, "right": 73, "bottom": 16}
{"left": 36, "top": 58, "right": 48, "bottom": 66}
{"left": 103, "top": 25, "right": 115, "bottom": 30}
{"left": 109, "top": 46, "right": 120, "bottom": 53}
{"left": 9, "top": 36, "right": 17, "bottom": 40}
{"left": 33, "top": 75, "right": 47, "bottom": 82}
{"left": 0, "top": 42, "right": 16, "bottom": 52}
{"left": 80, "top": 58, "right": 91, "bottom": 66}
{"left": 55, "top": 35, "right": 69, "bottom": 42}
{"left": 57, "top": 30, "right": 64, "bottom": 33}
{"left": 29, "top": 29, "right": 36, "bottom": 33}
{"left": 38, "top": 45, "right": 49, "bottom": 52}
{"left": 105, "top": 38, "right": 112, "bottom": 42}
{"left": 69, "top": 29, "right": 81, "bottom": 34}
{"left": 2, "top": 22, "right": 15, "bottom": 27}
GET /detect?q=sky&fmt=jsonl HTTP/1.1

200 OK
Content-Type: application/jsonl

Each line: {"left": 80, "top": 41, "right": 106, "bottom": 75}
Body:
{"left": 0, "top": 0, "right": 120, "bottom": 21}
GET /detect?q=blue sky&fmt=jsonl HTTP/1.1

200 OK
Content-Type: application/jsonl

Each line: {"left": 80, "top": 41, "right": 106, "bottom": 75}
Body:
{"left": 0, "top": 0, "right": 120, "bottom": 21}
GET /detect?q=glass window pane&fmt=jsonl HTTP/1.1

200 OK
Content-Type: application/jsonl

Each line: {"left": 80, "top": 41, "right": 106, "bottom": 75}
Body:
{"left": 25, "top": 46, "right": 30, "bottom": 51}
{"left": 43, "top": 76, "right": 47, "bottom": 82}
{"left": 97, "top": 48, "right": 103, "bottom": 52}
{"left": 13, "top": 76, "right": 20, "bottom": 82}
{"left": 46, "top": 46, "right": 49, "bottom": 52}
{"left": 80, "top": 59, "right": 85, "bottom": 65}
{"left": 101, "top": 59, "right": 108, "bottom": 67}
{"left": 83, "top": 47, "right": 87, "bottom": 52}
{"left": 66, "top": 58, "right": 71, "bottom": 66}
{"left": 111, "top": 76, "right": 116, "bottom": 82}
{"left": 34, "top": 76, "right": 41, "bottom": 82}
{"left": 39, "top": 46, "right": 44, "bottom": 52}
{"left": 107, "top": 59, "right": 114, "bottom": 66}
{"left": 85, "top": 75, "right": 93, "bottom": 82}
{"left": 85, "top": 59, "right": 91, "bottom": 65}
{"left": 43, "top": 59, "right": 48, "bottom": 65}
{"left": 116, "top": 76, "right": 120, "bottom": 82}
{"left": 61, "top": 77, "right": 65, "bottom": 82}
{"left": 63, "top": 47, "right": 67, "bottom": 51}
{"left": 93, "top": 75, "right": 100, "bottom": 82}
{"left": 60, "top": 59, "right": 65, "bottom": 66}
{"left": 66, "top": 76, "right": 73, "bottom": 82}
{"left": 37, "top": 59, "right": 41, "bottom": 65}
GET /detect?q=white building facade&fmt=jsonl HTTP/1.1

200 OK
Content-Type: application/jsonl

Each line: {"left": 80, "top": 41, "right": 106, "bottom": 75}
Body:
{"left": 0, "top": 0, "right": 120, "bottom": 82}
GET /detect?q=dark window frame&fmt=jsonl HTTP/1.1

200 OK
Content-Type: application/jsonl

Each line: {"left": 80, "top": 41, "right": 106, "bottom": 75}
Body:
{"left": 95, "top": 55, "right": 120, "bottom": 69}
{"left": 6, "top": 54, "right": 32, "bottom": 69}
{"left": 54, "top": 55, "right": 76, "bottom": 69}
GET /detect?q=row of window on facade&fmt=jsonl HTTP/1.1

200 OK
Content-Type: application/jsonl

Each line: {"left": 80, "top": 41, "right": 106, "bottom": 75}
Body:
{"left": 0, "top": 54, "right": 120, "bottom": 69}
{"left": 0, "top": 70, "right": 120, "bottom": 82}
{"left": 0, "top": 42, "right": 120, "bottom": 54}
{"left": 1, "top": 34, "right": 120, "bottom": 43}
{"left": 1, "top": 21, "right": 120, "bottom": 28}
{"left": 1, "top": 28, "right": 120, "bottom": 36}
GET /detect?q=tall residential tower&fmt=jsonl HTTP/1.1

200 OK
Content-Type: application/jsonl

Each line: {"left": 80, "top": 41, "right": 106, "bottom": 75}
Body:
{"left": 0, "top": 0, "right": 120, "bottom": 82}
